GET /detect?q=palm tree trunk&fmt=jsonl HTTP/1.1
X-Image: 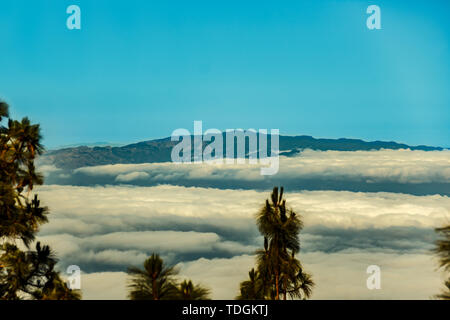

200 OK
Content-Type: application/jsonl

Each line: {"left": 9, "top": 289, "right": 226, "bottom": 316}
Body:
{"left": 152, "top": 276, "right": 158, "bottom": 300}
{"left": 275, "top": 270, "right": 279, "bottom": 300}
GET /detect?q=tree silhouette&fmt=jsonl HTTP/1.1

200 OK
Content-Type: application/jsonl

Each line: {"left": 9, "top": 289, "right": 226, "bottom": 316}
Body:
{"left": 434, "top": 225, "right": 450, "bottom": 300}
{"left": 0, "top": 101, "right": 80, "bottom": 300}
{"left": 176, "top": 280, "right": 210, "bottom": 300}
{"left": 236, "top": 268, "right": 266, "bottom": 300}
{"left": 127, "top": 253, "right": 178, "bottom": 300}
{"left": 238, "top": 187, "right": 314, "bottom": 300}
{"left": 127, "top": 253, "right": 210, "bottom": 300}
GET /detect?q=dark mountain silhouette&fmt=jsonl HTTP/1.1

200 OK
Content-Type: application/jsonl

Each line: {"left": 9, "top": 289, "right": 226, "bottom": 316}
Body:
{"left": 43, "top": 134, "right": 444, "bottom": 170}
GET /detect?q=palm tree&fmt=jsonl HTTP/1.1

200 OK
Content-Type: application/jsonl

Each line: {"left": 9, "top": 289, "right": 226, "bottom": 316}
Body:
{"left": 280, "top": 256, "right": 314, "bottom": 300}
{"left": 127, "top": 253, "right": 179, "bottom": 300}
{"left": 176, "top": 280, "right": 210, "bottom": 300}
{"left": 127, "top": 254, "right": 212, "bottom": 300}
{"left": 236, "top": 268, "right": 266, "bottom": 300}
{"left": 239, "top": 187, "right": 314, "bottom": 300}
{"left": 255, "top": 187, "right": 309, "bottom": 300}
{"left": 434, "top": 225, "right": 450, "bottom": 300}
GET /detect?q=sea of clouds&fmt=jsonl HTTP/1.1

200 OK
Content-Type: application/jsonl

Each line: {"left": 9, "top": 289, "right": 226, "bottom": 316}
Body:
{"left": 32, "top": 149, "right": 450, "bottom": 299}
{"left": 40, "top": 149, "right": 450, "bottom": 195}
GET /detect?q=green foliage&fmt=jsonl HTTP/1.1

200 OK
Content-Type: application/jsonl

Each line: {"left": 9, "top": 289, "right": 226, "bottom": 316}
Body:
{"left": 236, "top": 268, "right": 266, "bottom": 300}
{"left": 127, "top": 253, "right": 178, "bottom": 300}
{"left": 238, "top": 187, "right": 314, "bottom": 300}
{"left": 0, "top": 101, "right": 9, "bottom": 121}
{"left": 0, "top": 100, "right": 80, "bottom": 300}
{"left": 176, "top": 279, "right": 211, "bottom": 300}
{"left": 434, "top": 225, "right": 450, "bottom": 300}
{"left": 127, "top": 253, "right": 210, "bottom": 300}
{"left": 37, "top": 274, "right": 82, "bottom": 300}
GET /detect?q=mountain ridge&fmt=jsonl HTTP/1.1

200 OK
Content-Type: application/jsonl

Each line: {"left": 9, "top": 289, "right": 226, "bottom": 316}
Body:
{"left": 42, "top": 134, "right": 445, "bottom": 170}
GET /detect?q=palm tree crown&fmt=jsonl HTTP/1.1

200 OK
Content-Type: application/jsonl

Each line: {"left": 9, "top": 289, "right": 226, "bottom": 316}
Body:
{"left": 127, "top": 253, "right": 178, "bottom": 300}
{"left": 127, "top": 253, "right": 211, "bottom": 300}
{"left": 239, "top": 187, "right": 314, "bottom": 300}
{"left": 177, "top": 280, "right": 210, "bottom": 300}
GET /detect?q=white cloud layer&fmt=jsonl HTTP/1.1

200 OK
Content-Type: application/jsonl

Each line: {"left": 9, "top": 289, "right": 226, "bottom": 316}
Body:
{"left": 39, "top": 230, "right": 257, "bottom": 272}
{"left": 35, "top": 184, "right": 449, "bottom": 234}
{"left": 66, "top": 149, "right": 450, "bottom": 184}
{"left": 28, "top": 183, "right": 449, "bottom": 299}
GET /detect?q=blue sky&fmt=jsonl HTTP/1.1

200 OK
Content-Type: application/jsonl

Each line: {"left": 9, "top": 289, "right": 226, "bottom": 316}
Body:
{"left": 0, "top": 0, "right": 448, "bottom": 148}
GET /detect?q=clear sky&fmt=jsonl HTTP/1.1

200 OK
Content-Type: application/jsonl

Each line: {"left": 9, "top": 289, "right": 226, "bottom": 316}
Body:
{"left": 0, "top": 0, "right": 448, "bottom": 148}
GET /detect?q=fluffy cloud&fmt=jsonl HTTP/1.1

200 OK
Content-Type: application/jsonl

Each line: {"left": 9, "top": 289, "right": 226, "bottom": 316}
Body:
{"left": 31, "top": 185, "right": 449, "bottom": 277}
{"left": 115, "top": 171, "right": 150, "bottom": 182}
{"left": 41, "top": 149, "right": 450, "bottom": 196}
{"left": 78, "top": 272, "right": 128, "bottom": 300}
{"left": 35, "top": 185, "right": 449, "bottom": 233}
{"left": 69, "top": 149, "right": 450, "bottom": 184}
{"left": 29, "top": 149, "right": 450, "bottom": 299}
{"left": 39, "top": 230, "right": 257, "bottom": 272}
